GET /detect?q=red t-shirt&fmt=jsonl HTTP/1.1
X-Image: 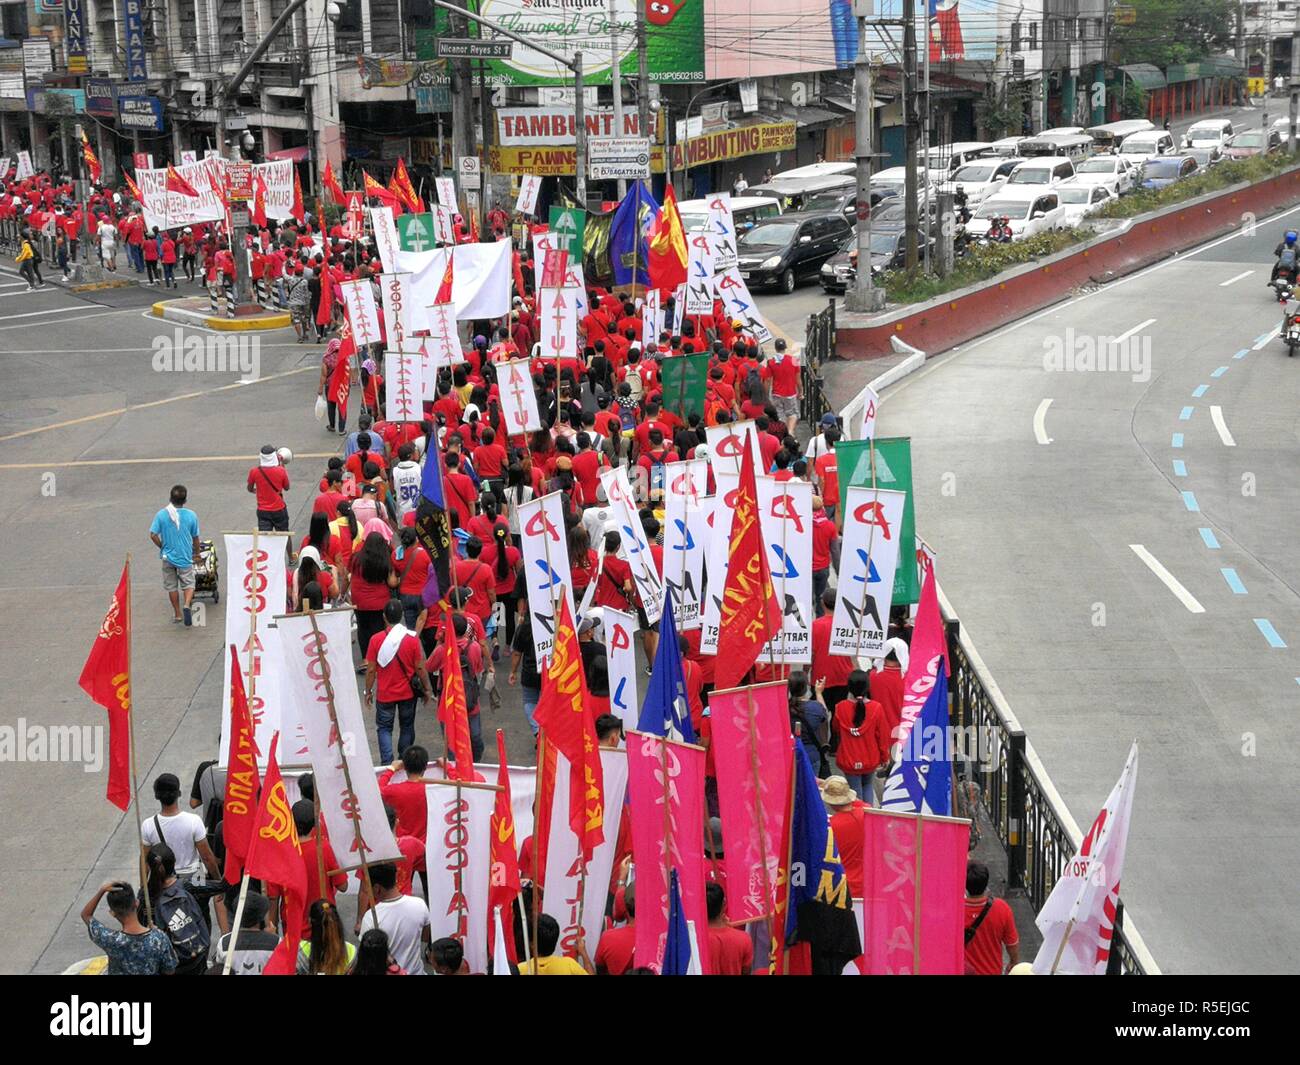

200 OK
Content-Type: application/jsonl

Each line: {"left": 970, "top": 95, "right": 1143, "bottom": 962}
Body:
{"left": 571, "top": 449, "right": 603, "bottom": 503}
{"left": 769, "top": 355, "right": 799, "bottom": 397}
{"left": 964, "top": 896, "right": 1019, "bottom": 975}
{"left": 366, "top": 631, "right": 425, "bottom": 703}
{"left": 479, "top": 542, "right": 521, "bottom": 595}
{"left": 378, "top": 769, "right": 430, "bottom": 841}
{"left": 833, "top": 698, "right": 891, "bottom": 776}
{"left": 593, "top": 555, "right": 634, "bottom": 610}
{"left": 594, "top": 924, "right": 637, "bottom": 975}
{"left": 871, "top": 665, "right": 905, "bottom": 737}
{"left": 472, "top": 442, "right": 508, "bottom": 479}
{"left": 444, "top": 470, "right": 477, "bottom": 527}
{"left": 828, "top": 803, "right": 869, "bottom": 899}
{"left": 346, "top": 450, "right": 388, "bottom": 481}
{"left": 392, "top": 546, "right": 430, "bottom": 595}
{"left": 757, "top": 431, "right": 781, "bottom": 471}
{"left": 454, "top": 557, "right": 495, "bottom": 620}
{"left": 812, "top": 514, "right": 838, "bottom": 572}
{"left": 810, "top": 615, "right": 854, "bottom": 689}
{"left": 313, "top": 490, "right": 347, "bottom": 520}
{"left": 814, "top": 452, "right": 839, "bottom": 509}
{"left": 248, "top": 465, "right": 290, "bottom": 512}
{"left": 706, "top": 925, "right": 754, "bottom": 975}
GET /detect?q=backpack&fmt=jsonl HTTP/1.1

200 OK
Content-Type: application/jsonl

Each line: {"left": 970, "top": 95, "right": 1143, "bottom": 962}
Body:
{"left": 1281, "top": 245, "right": 1298, "bottom": 271}
{"left": 744, "top": 365, "right": 763, "bottom": 402}
{"left": 152, "top": 881, "right": 211, "bottom": 972}
{"left": 646, "top": 446, "right": 670, "bottom": 500}
{"left": 458, "top": 639, "right": 480, "bottom": 712}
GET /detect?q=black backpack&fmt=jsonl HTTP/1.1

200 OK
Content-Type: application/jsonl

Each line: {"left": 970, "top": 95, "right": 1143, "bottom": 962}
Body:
{"left": 459, "top": 640, "right": 480, "bottom": 713}
{"left": 151, "top": 881, "right": 211, "bottom": 973}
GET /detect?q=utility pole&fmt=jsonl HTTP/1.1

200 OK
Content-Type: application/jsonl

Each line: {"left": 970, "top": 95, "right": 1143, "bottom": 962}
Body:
{"left": 609, "top": 0, "right": 626, "bottom": 197}
{"left": 921, "top": 7, "right": 932, "bottom": 274}
{"left": 903, "top": 0, "right": 919, "bottom": 269}
{"left": 448, "top": 3, "right": 473, "bottom": 193}
{"left": 575, "top": 52, "right": 588, "bottom": 206}
{"left": 1265, "top": 0, "right": 1275, "bottom": 131}
{"left": 847, "top": 16, "right": 883, "bottom": 313}
{"left": 1290, "top": 0, "right": 1300, "bottom": 154}
{"left": 636, "top": 4, "right": 650, "bottom": 158}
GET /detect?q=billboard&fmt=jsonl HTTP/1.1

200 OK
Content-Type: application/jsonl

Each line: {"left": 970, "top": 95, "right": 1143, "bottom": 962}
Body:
{"left": 705, "top": 0, "right": 836, "bottom": 79}
{"left": 864, "top": 1, "right": 1015, "bottom": 65}
{"left": 472, "top": 0, "right": 703, "bottom": 85}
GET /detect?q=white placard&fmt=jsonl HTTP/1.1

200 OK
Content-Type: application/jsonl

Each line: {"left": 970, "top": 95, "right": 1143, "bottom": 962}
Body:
{"left": 179, "top": 150, "right": 197, "bottom": 166}
{"left": 385, "top": 348, "right": 423, "bottom": 423}
{"left": 671, "top": 282, "right": 686, "bottom": 334}
{"left": 860, "top": 384, "right": 880, "bottom": 441}
{"left": 252, "top": 159, "right": 295, "bottom": 220}
{"left": 425, "top": 781, "right": 494, "bottom": 975}
{"left": 138, "top": 158, "right": 226, "bottom": 230}
{"left": 435, "top": 176, "right": 457, "bottom": 209}
{"left": 829, "top": 488, "right": 908, "bottom": 659}
{"left": 498, "top": 357, "right": 541, "bottom": 435}
{"left": 704, "top": 192, "right": 738, "bottom": 271}
{"left": 756, "top": 477, "right": 814, "bottom": 663}
{"left": 642, "top": 287, "right": 660, "bottom": 349}
{"left": 662, "top": 459, "right": 710, "bottom": 631}
{"left": 434, "top": 204, "right": 455, "bottom": 245}
{"left": 705, "top": 420, "right": 764, "bottom": 475}
{"left": 15, "top": 150, "right": 34, "bottom": 180}
{"left": 700, "top": 474, "right": 738, "bottom": 654}
{"left": 338, "top": 278, "right": 382, "bottom": 347}
{"left": 685, "top": 229, "right": 716, "bottom": 315}
{"left": 379, "top": 271, "right": 417, "bottom": 355}
{"left": 602, "top": 608, "right": 640, "bottom": 733}
{"left": 371, "top": 207, "right": 402, "bottom": 274}
{"left": 715, "top": 267, "right": 773, "bottom": 344}
{"left": 515, "top": 173, "right": 542, "bottom": 216}
{"left": 517, "top": 492, "right": 576, "bottom": 665}
{"left": 425, "top": 300, "right": 462, "bottom": 373}
{"left": 274, "top": 608, "right": 402, "bottom": 868}
{"left": 538, "top": 285, "right": 578, "bottom": 361}
{"left": 599, "top": 466, "right": 663, "bottom": 625}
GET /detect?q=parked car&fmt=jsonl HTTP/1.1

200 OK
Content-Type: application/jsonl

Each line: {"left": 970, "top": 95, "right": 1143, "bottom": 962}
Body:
{"left": 1071, "top": 154, "right": 1137, "bottom": 195}
{"left": 746, "top": 169, "right": 854, "bottom": 212}
{"left": 1182, "top": 118, "right": 1234, "bottom": 151}
{"left": 1119, "top": 130, "right": 1177, "bottom": 163}
{"left": 1085, "top": 119, "right": 1155, "bottom": 152}
{"left": 971, "top": 192, "right": 1066, "bottom": 240}
{"left": 819, "top": 232, "right": 936, "bottom": 293}
{"left": 798, "top": 186, "right": 894, "bottom": 224}
{"left": 1005, "top": 157, "right": 1076, "bottom": 189}
{"left": 869, "top": 196, "right": 940, "bottom": 233}
{"left": 991, "top": 135, "right": 1031, "bottom": 156}
{"left": 924, "top": 141, "right": 995, "bottom": 184}
{"left": 950, "top": 156, "right": 1027, "bottom": 206}
{"left": 871, "top": 166, "right": 937, "bottom": 202}
{"left": 1222, "top": 129, "right": 1281, "bottom": 159}
{"left": 1186, "top": 145, "right": 1225, "bottom": 168}
{"left": 1138, "top": 155, "right": 1199, "bottom": 190}
{"left": 677, "top": 195, "right": 782, "bottom": 236}
{"left": 1055, "top": 182, "right": 1114, "bottom": 226}
{"left": 734, "top": 212, "right": 852, "bottom": 293}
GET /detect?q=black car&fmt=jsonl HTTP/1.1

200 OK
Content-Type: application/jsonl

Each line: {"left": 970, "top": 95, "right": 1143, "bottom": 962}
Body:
{"left": 819, "top": 231, "right": 935, "bottom": 294}
{"left": 799, "top": 187, "right": 895, "bottom": 224}
{"left": 734, "top": 212, "right": 853, "bottom": 293}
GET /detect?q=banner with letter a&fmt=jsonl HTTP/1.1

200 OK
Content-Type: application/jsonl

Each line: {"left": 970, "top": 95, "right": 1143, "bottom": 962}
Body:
{"left": 756, "top": 477, "right": 814, "bottom": 663}
{"left": 517, "top": 492, "right": 575, "bottom": 665}
{"left": 599, "top": 465, "right": 664, "bottom": 625}
{"left": 602, "top": 608, "right": 640, "bottom": 734}
{"left": 274, "top": 608, "right": 402, "bottom": 869}
{"left": 425, "top": 780, "right": 495, "bottom": 975}
{"left": 498, "top": 357, "right": 541, "bottom": 436}
{"left": 662, "top": 459, "right": 709, "bottom": 631}
{"left": 220, "top": 533, "right": 291, "bottom": 768}
{"left": 699, "top": 472, "right": 738, "bottom": 654}
{"left": 830, "top": 487, "right": 907, "bottom": 660}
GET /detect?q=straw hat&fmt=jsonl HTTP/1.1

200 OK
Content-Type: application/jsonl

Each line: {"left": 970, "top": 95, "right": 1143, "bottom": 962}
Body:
{"left": 821, "top": 776, "right": 856, "bottom": 809}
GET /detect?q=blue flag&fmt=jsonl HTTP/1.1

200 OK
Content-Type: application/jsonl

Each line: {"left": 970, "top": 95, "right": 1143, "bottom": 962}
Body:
{"left": 661, "top": 869, "right": 696, "bottom": 975}
{"left": 637, "top": 586, "right": 696, "bottom": 742}
{"left": 415, "top": 439, "right": 452, "bottom": 608}
{"left": 609, "top": 181, "right": 659, "bottom": 287}
{"left": 881, "top": 656, "right": 952, "bottom": 815}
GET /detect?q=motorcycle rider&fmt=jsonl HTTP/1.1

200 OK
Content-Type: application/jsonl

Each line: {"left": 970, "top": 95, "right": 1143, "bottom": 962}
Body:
{"left": 954, "top": 185, "right": 971, "bottom": 224}
{"left": 1270, "top": 230, "right": 1299, "bottom": 282}
{"left": 985, "top": 216, "right": 1013, "bottom": 244}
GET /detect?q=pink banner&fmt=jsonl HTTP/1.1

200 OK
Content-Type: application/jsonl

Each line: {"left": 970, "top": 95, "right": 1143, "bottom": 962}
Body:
{"left": 860, "top": 809, "right": 969, "bottom": 975}
{"left": 626, "top": 732, "right": 709, "bottom": 973}
{"left": 707, "top": 682, "right": 792, "bottom": 924}
{"left": 890, "top": 564, "right": 950, "bottom": 759}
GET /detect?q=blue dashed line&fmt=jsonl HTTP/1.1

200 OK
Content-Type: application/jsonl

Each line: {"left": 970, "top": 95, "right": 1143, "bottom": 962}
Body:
{"left": 1199, "top": 528, "right": 1221, "bottom": 549}
{"left": 1182, "top": 491, "right": 1200, "bottom": 512}
{"left": 1179, "top": 406, "right": 1194, "bottom": 421}
{"left": 1255, "top": 331, "right": 1276, "bottom": 347}
{"left": 1254, "top": 619, "right": 1287, "bottom": 648}
{"left": 1172, "top": 433, "right": 1184, "bottom": 448}
{"left": 1173, "top": 460, "right": 1187, "bottom": 476}
{"left": 1211, "top": 366, "right": 1229, "bottom": 378}
{"left": 1222, "top": 568, "right": 1248, "bottom": 594}
{"left": 1233, "top": 348, "right": 1249, "bottom": 359}
{"left": 1192, "top": 385, "right": 1208, "bottom": 398}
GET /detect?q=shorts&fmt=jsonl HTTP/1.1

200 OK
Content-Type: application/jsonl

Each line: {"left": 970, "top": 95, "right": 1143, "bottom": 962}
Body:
{"left": 162, "top": 561, "right": 196, "bottom": 591}
{"left": 256, "top": 508, "right": 290, "bottom": 532}
{"left": 772, "top": 393, "right": 799, "bottom": 422}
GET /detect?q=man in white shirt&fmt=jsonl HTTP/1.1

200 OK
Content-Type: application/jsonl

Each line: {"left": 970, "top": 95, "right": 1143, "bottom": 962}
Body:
{"left": 390, "top": 442, "right": 422, "bottom": 520}
{"left": 139, "top": 772, "right": 220, "bottom": 882}
{"left": 369, "top": 860, "right": 430, "bottom": 974}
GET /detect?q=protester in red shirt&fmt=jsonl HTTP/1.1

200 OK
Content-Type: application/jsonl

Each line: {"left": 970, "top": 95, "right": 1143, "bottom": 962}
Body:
{"left": 822, "top": 777, "right": 868, "bottom": 899}
{"left": 964, "top": 861, "right": 1020, "bottom": 975}
{"left": 832, "top": 671, "right": 891, "bottom": 805}
{"left": 810, "top": 588, "right": 854, "bottom": 710}
{"left": 247, "top": 445, "right": 291, "bottom": 532}
{"left": 363, "top": 600, "right": 433, "bottom": 763}
{"left": 441, "top": 450, "right": 478, "bottom": 528}
{"left": 872, "top": 640, "right": 908, "bottom": 739}
{"left": 454, "top": 536, "right": 496, "bottom": 624}
{"left": 378, "top": 748, "right": 432, "bottom": 844}
{"left": 811, "top": 498, "right": 839, "bottom": 614}
{"left": 705, "top": 883, "right": 753, "bottom": 975}
{"left": 594, "top": 885, "right": 637, "bottom": 975}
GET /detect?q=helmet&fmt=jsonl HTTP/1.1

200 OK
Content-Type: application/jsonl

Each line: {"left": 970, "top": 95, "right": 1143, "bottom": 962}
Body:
{"left": 1287, "top": 231, "right": 1297, "bottom": 245}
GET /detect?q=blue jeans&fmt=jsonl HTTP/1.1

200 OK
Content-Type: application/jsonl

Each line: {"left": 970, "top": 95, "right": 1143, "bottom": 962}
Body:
{"left": 830, "top": 0, "right": 856, "bottom": 68}
{"left": 813, "top": 568, "right": 830, "bottom": 616}
{"left": 521, "top": 686, "right": 541, "bottom": 736}
{"left": 376, "top": 698, "right": 417, "bottom": 763}
{"left": 128, "top": 244, "right": 144, "bottom": 272}
{"left": 845, "top": 772, "right": 875, "bottom": 806}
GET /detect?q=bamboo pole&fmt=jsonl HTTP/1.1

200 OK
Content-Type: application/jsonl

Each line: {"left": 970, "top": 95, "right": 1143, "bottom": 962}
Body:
{"left": 124, "top": 555, "right": 153, "bottom": 930}
{"left": 912, "top": 811, "right": 923, "bottom": 974}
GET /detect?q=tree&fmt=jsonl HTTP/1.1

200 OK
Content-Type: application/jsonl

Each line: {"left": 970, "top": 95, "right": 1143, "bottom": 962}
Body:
{"left": 1112, "top": 0, "right": 1237, "bottom": 69}
{"left": 976, "top": 80, "right": 1031, "bottom": 140}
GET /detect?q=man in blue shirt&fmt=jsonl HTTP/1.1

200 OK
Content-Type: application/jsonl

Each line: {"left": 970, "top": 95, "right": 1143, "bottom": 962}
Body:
{"left": 149, "top": 485, "right": 201, "bottom": 625}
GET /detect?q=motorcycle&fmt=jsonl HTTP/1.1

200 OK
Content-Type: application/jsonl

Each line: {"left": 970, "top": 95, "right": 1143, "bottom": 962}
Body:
{"left": 1281, "top": 289, "right": 1300, "bottom": 356}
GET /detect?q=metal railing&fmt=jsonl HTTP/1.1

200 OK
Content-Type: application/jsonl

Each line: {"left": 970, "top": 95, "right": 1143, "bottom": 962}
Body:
{"left": 800, "top": 301, "right": 835, "bottom": 428}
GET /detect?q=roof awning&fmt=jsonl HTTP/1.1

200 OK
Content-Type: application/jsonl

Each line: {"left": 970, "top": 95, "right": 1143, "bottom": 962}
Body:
{"left": 266, "top": 146, "right": 310, "bottom": 162}
{"left": 759, "top": 104, "right": 841, "bottom": 130}
{"left": 1119, "top": 63, "right": 1167, "bottom": 90}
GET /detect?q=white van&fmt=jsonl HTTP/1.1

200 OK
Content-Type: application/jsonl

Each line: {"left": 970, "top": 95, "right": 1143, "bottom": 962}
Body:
{"left": 1016, "top": 133, "right": 1094, "bottom": 163}
{"left": 1086, "top": 119, "right": 1155, "bottom": 151}
{"left": 991, "top": 135, "right": 1031, "bottom": 156}
{"left": 950, "top": 156, "right": 1027, "bottom": 205}
{"left": 677, "top": 195, "right": 782, "bottom": 235}
{"left": 1183, "top": 119, "right": 1234, "bottom": 150}
{"left": 923, "top": 141, "right": 994, "bottom": 182}
{"left": 1119, "top": 130, "right": 1177, "bottom": 160}
{"left": 1004, "top": 157, "right": 1077, "bottom": 189}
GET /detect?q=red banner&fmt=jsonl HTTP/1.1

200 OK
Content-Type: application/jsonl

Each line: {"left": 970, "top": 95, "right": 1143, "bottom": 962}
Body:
{"left": 222, "top": 645, "right": 261, "bottom": 883}
{"left": 706, "top": 681, "right": 791, "bottom": 924}
{"left": 77, "top": 562, "right": 132, "bottom": 811}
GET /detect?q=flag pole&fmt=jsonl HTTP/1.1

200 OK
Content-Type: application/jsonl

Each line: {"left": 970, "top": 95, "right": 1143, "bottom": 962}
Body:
{"left": 743, "top": 684, "right": 776, "bottom": 951}
{"left": 848, "top": 442, "right": 881, "bottom": 667}
{"left": 775, "top": 735, "right": 799, "bottom": 975}
{"left": 124, "top": 554, "right": 153, "bottom": 929}
{"left": 912, "top": 810, "right": 924, "bottom": 974}
{"left": 305, "top": 607, "right": 381, "bottom": 932}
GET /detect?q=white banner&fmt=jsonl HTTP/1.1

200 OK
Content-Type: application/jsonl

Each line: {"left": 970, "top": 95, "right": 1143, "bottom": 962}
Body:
{"left": 435, "top": 176, "right": 456, "bottom": 209}
{"left": 705, "top": 420, "right": 763, "bottom": 475}
{"left": 860, "top": 384, "right": 880, "bottom": 441}
{"left": 599, "top": 466, "right": 664, "bottom": 625}
{"left": 425, "top": 300, "right": 463, "bottom": 374}
{"left": 704, "top": 192, "right": 739, "bottom": 271}
{"left": 542, "top": 748, "right": 628, "bottom": 959}
{"left": 672, "top": 283, "right": 686, "bottom": 335}
{"left": 385, "top": 348, "right": 423, "bottom": 423}
{"left": 498, "top": 357, "right": 541, "bottom": 435}
{"left": 829, "top": 488, "right": 908, "bottom": 659}
{"left": 518, "top": 492, "right": 576, "bottom": 665}
{"left": 715, "top": 267, "right": 773, "bottom": 344}
{"left": 538, "top": 285, "right": 579, "bottom": 361}
{"left": 756, "top": 477, "right": 814, "bottom": 663}
{"left": 533, "top": 232, "right": 588, "bottom": 321}
{"left": 274, "top": 608, "right": 402, "bottom": 869}
{"left": 220, "top": 533, "right": 292, "bottom": 767}
{"left": 700, "top": 474, "right": 739, "bottom": 654}
{"left": 684, "top": 229, "right": 715, "bottom": 315}
{"left": 497, "top": 106, "right": 653, "bottom": 147}
{"left": 371, "top": 207, "right": 402, "bottom": 274}
{"left": 662, "top": 459, "right": 710, "bottom": 631}
{"left": 139, "top": 158, "right": 225, "bottom": 231}
{"left": 252, "top": 159, "right": 294, "bottom": 220}
{"left": 338, "top": 278, "right": 382, "bottom": 348}
{"left": 394, "top": 242, "right": 512, "bottom": 325}
{"left": 425, "top": 781, "right": 495, "bottom": 975}
{"left": 642, "top": 287, "right": 660, "bottom": 349}
{"left": 379, "top": 271, "right": 418, "bottom": 355}
{"left": 0, "top": 158, "right": 10, "bottom": 182}
{"left": 16, "top": 150, "right": 34, "bottom": 180}
{"left": 433, "top": 204, "right": 455, "bottom": 246}
{"left": 515, "top": 173, "right": 542, "bottom": 216}
{"left": 601, "top": 608, "right": 640, "bottom": 734}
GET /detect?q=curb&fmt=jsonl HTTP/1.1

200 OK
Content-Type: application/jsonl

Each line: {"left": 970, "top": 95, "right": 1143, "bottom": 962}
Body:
{"left": 68, "top": 279, "right": 136, "bottom": 293}
{"left": 150, "top": 302, "right": 292, "bottom": 331}
{"left": 839, "top": 337, "right": 928, "bottom": 435}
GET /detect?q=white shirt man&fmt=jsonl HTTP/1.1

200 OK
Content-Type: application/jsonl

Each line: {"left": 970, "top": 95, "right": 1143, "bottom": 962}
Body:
{"left": 140, "top": 810, "right": 209, "bottom": 878}
{"left": 375, "top": 893, "right": 430, "bottom": 975}
{"left": 391, "top": 457, "right": 422, "bottom": 520}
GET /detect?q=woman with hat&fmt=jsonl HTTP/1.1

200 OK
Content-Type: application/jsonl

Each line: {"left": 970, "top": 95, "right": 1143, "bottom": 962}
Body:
{"left": 821, "top": 776, "right": 867, "bottom": 898}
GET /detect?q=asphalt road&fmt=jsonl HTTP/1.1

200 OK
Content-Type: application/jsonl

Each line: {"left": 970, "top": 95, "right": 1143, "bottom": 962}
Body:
{"left": 874, "top": 204, "right": 1300, "bottom": 974}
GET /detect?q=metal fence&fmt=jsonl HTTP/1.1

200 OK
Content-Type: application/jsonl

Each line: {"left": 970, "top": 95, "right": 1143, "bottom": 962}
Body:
{"left": 800, "top": 302, "right": 835, "bottom": 428}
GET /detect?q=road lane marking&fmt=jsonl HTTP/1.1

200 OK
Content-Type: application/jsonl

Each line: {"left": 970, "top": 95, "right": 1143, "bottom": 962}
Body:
{"left": 1033, "top": 398, "right": 1053, "bottom": 444}
{"left": 1253, "top": 327, "right": 1279, "bottom": 350}
{"left": 1171, "top": 433, "right": 1184, "bottom": 448}
{"left": 1199, "top": 528, "right": 1221, "bottom": 549}
{"left": 1192, "top": 385, "right": 1208, "bottom": 398}
{"left": 0, "top": 305, "right": 123, "bottom": 321}
{"left": 1219, "top": 270, "right": 1254, "bottom": 286}
{"left": 1179, "top": 406, "right": 1194, "bottom": 421}
{"left": 1210, "top": 405, "right": 1236, "bottom": 446}
{"left": 1172, "top": 460, "right": 1187, "bottom": 476}
{"left": 1130, "top": 545, "right": 1206, "bottom": 613}
{"left": 1110, "top": 318, "right": 1156, "bottom": 346}
{"left": 1254, "top": 619, "right": 1287, "bottom": 648}
{"left": 0, "top": 309, "right": 133, "bottom": 332}
{"left": 1233, "top": 348, "right": 1249, "bottom": 359}
{"left": 1211, "top": 366, "right": 1229, "bottom": 378}
{"left": 0, "top": 365, "right": 316, "bottom": 443}
{"left": 0, "top": 452, "right": 337, "bottom": 470}
{"left": 1221, "top": 568, "right": 1248, "bottom": 594}
{"left": 1182, "top": 491, "right": 1200, "bottom": 512}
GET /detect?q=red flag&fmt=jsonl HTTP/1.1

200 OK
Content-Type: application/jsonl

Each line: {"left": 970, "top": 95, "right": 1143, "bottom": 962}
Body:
{"left": 390, "top": 157, "right": 422, "bottom": 213}
{"left": 533, "top": 597, "right": 605, "bottom": 862}
{"left": 250, "top": 171, "right": 268, "bottom": 228}
{"left": 81, "top": 132, "right": 101, "bottom": 184}
{"left": 291, "top": 166, "right": 305, "bottom": 225}
{"left": 222, "top": 645, "right": 262, "bottom": 884}
{"left": 165, "top": 164, "right": 200, "bottom": 198}
{"left": 328, "top": 306, "right": 354, "bottom": 407}
{"left": 437, "top": 610, "right": 476, "bottom": 779}
{"left": 386, "top": 174, "right": 407, "bottom": 215}
{"left": 77, "top": 563, "right": 132, "bottom": 811}
{"left": 646, "top": 184, "right": 689, "bottom": 294}
{"left": 512, "top": 249, "right": 527, "bottom": 301}
{"left": 363, "top": 169, "right": 399, "bottom": 207}
{"left": 316, "top": 235, "right": 335, "bottom": 328}
{"left": 488, "top": 730, "right": 522, "bottom": 964}
{"left": 123, "top": 170, "right": 143, "bottom": 203}
{"left": 434, "top": 252, "right": 454, "bottom": 305}
{"left": 322, "top": 159, "right": 345, "bottom": 205}
{"left": 245, "top": 734, "right": 306, "bottom": 975}
{"left": 713, "top": 443, "right": 783, "bottom": 691}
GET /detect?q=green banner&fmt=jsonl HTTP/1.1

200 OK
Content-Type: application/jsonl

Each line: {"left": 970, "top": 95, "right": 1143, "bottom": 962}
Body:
{"left": 396, "top": 212, "right": 436, "bottom": 252}
{"left": 660, "top": 353, "right": 710, "bottom": 420}
{"left": 548, "top": 206, "right": 586, "bottom": 259}
{"left": 837, "top": 436, "right": 919, "bottom": 605}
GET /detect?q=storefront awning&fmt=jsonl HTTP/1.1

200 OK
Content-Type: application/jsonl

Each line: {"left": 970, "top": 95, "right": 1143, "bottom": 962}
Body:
{"left": 266, "top": 146, "right": 311, "bottom": 162}
{"left": 1119, "top": 63, "right": 1167, "bottom": 90}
